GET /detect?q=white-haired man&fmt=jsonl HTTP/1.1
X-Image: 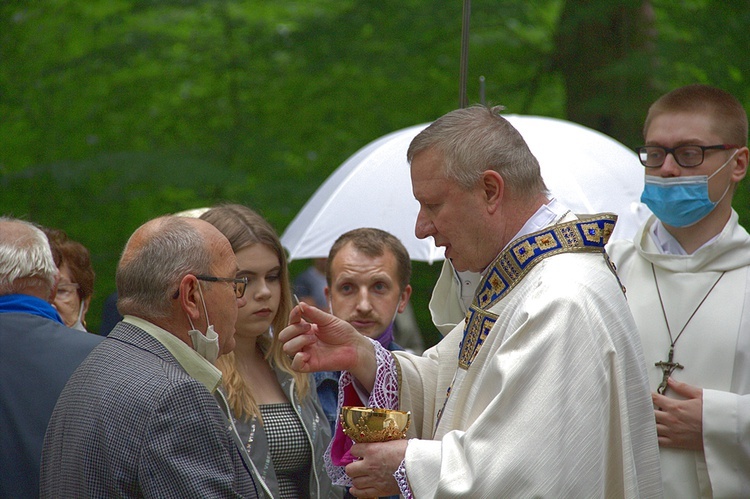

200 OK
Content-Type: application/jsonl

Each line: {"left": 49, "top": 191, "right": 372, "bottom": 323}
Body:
{"left": 0, "top": 217, "right": 103, "bottom": 498}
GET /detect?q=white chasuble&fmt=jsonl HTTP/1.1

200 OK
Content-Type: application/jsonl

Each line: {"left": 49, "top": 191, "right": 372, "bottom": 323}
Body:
{"left": 608, "top": 211, "right": 750, "bottom": 498}
{"left": 394, "top": 215, "right": 662, "bottom": 498}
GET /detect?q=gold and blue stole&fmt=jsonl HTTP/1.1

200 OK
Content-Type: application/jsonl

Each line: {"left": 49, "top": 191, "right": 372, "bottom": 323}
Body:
{"left": 433, "top": 214, "right": 618, "bottom": 432}
{"left": 458, "top": 213, "right": 618, "bottom": 370}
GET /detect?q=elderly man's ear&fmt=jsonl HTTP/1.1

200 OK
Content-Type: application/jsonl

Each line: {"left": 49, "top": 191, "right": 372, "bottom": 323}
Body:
{"left": 176, "top": 274, "right": 203, "bottom": 322}
{"left": 48, "top": 272, "right": 61, "bottom": 303}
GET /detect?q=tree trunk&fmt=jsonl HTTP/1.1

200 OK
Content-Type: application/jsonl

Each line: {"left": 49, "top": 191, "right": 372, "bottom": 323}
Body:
{"left": 552, "top": 0, "right": 657, "bottom": 146}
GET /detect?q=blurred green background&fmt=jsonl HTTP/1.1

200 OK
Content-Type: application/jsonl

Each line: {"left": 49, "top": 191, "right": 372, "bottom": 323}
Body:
{"left": 2, "top": 0, "right": 749, "bottom": 346}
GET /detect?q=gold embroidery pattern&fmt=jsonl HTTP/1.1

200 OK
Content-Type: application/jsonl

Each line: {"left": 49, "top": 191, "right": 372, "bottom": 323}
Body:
{"left": 458, "top": 214, "right": 617, "bottom": 370}
{"left": 458, "top": 307, "right": 498, "bottom": 369}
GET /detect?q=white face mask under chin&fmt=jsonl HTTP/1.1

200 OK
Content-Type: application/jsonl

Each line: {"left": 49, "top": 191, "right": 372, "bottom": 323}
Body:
{"left": 187, "top": 281, "right": 220, "bottom": 363}
{"left": 70, "top": 302, "right": 87, "bottom": 332}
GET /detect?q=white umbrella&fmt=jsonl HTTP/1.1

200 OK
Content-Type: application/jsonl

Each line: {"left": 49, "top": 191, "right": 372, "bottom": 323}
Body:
{"left": 281, "top": 114, "right": 651, "bottom": 263}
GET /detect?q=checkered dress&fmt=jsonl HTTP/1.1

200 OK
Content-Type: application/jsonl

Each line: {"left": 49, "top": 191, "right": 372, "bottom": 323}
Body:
{"left": 260, "top": 403, "right": 312, "bottom": 498}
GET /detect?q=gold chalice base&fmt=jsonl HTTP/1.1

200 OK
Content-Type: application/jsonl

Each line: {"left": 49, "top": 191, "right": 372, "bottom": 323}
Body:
{"left": 340, "top": 406, "right": 411, "bottom": 443}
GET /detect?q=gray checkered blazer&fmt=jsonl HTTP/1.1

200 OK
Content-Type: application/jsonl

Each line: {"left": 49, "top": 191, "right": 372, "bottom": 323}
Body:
{"left": 40, "top": 321, "right": 259, "bottom": 498}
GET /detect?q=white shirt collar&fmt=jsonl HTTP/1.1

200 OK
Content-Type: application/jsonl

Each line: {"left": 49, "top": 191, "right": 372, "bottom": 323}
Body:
{"left": 122, "top": 315, "right": 222, "bottom": 392}
{"left": 504, "top": 197, "right": 568, "bottom": 253}
{"left": 649, "top": 220, "right": 720, "bottom": 256}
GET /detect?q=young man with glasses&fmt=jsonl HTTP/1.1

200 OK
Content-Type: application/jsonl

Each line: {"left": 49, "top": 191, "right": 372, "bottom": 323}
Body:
{"left": 608, "top": 84, "right": 750, "bottom": 497}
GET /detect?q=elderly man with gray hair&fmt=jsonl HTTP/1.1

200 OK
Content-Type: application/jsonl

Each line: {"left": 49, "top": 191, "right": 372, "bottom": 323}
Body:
{"left": 40, "top": 215, "right": 262, "bottom": 498}
{"left": 0, "top": 216, "right": 103, "bottom": 499}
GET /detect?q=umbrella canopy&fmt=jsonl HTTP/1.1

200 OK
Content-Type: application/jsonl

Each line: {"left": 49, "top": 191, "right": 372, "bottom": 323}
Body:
{"left": 281, "top": 114, "right": 651, "bottom": 263}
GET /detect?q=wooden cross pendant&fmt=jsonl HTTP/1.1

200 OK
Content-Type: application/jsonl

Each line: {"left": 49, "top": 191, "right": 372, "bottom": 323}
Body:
{"left": 655, "top": 346, "right": 683, "bottom": 395}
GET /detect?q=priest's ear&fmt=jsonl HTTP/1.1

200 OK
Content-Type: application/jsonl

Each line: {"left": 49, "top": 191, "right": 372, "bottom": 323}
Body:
{"left": 480, "top": 170, "right": 504, "bottom": 213}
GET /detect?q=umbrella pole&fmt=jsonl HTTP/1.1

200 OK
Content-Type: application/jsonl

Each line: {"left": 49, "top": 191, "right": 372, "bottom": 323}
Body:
{"left": 459, "top": 0, "right": 471, "bottom": 108}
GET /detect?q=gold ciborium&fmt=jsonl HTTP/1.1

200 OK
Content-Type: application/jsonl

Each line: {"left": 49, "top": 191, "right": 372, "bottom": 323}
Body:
{"left": 340, "top": 406, "right": 411, "bottom": 443}
{"left": 340, "top": 407, "right": 410, "bottom": 498}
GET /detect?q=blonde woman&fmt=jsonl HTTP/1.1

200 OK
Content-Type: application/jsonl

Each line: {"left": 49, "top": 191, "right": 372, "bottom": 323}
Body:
{"left": 201, "top": 204, "right": 341, "bottom": 499}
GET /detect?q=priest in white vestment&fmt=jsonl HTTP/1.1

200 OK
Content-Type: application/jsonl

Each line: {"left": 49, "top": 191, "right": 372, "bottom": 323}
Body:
{"left": 607, "top": 84, "right": 750, "bottom": 498}
{"left": 280, "top": 105, "right": 662, "bottom": 498}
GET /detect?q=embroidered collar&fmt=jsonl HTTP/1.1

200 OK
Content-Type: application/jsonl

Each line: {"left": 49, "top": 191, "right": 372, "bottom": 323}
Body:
{"left": 433, "top": 214, "right": 619, "bottom": 431}
{"left": 458, "top": 213, "right": 617, "bottom": 369}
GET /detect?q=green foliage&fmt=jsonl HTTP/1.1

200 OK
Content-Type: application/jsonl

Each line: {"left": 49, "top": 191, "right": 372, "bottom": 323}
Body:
{"left": 2, "top": 0, "right": 749, "bottom": 339}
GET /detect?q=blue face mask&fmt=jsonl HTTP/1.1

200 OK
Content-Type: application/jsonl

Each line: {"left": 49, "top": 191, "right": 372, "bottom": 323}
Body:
{"left": 640, "top": 150, "right": 737, "bottom": 227}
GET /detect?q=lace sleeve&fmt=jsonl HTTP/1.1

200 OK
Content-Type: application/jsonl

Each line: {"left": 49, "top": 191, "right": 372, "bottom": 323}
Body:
{"left": 394, "top": 457, "right": 415, "bottom": 499}
{"left": 365, "top": 338, "right": 400, "bottom": 409}
{"left": 324, "top": 338, "right": 401, "bottom": 486}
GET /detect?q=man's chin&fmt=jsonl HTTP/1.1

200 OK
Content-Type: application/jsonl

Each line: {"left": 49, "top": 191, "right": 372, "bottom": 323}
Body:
{"left": 448, "top": 257, "right": 468, "bottom": 272}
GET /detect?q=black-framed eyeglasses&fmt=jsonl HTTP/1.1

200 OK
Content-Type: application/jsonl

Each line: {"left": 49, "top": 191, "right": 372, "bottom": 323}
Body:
{"left": 635, "top": 144, "right": 739, "bottom": 168}
{"left": 171, "top": 274, "right": 248, "bottom": 299}
{"left": 194, "top": 274, "right": 248, "bottom": 298}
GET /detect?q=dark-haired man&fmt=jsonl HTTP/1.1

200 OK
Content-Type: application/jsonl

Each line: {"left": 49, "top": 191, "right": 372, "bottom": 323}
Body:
{"left": 315, "top": 227, "right": 413, "bottom": 436}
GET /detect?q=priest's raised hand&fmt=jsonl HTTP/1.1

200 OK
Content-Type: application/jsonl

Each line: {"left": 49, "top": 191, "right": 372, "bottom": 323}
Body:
{"left": 280, "top": 301, "right": 378, "bottom": 391}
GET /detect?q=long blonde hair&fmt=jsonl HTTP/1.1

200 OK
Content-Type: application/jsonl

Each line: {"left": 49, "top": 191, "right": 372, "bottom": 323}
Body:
{"left": 200, "top": 204, "right": 309, "bottom": 420}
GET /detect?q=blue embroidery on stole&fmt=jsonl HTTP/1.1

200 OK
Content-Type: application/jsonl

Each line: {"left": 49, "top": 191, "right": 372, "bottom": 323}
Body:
{"left": 433, "top": 214, "right": 617, "bottom": 430}
{"left": 457, "top": 214, "right": 616, "bottom": 369}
